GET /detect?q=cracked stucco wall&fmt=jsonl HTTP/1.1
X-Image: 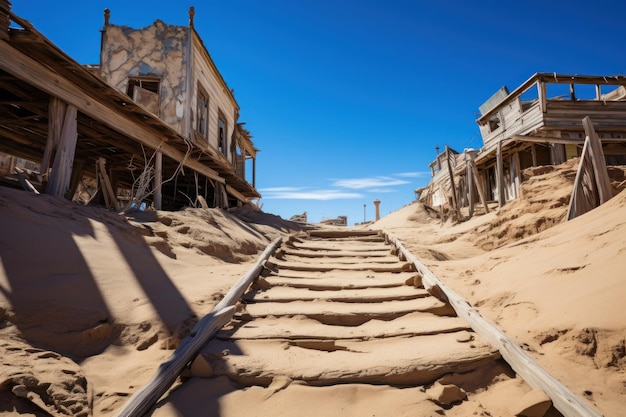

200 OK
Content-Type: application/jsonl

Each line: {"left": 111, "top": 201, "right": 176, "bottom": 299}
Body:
{"left": 100, "top": 20, "right": 188, "bottom": 135}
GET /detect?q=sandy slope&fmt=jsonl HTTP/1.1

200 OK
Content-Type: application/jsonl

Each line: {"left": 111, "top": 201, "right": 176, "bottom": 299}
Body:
{"left": 0, "top": 159, "right": 624, "bottom": 416}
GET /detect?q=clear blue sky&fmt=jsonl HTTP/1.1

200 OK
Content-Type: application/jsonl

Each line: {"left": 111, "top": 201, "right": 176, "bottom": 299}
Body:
{"left": 12, "top": 1, "right": 625, "bottom": 224}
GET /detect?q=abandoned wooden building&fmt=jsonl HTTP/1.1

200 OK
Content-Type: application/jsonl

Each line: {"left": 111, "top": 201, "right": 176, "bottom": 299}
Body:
{"left": 418, "top": 72, "right": 626, "bottom": 218}
{"left": 0, "top": 3, "right": 260, "bottom": 211}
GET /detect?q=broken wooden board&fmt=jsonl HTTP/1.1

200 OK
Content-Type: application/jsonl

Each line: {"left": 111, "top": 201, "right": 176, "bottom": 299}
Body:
{"left": 219, "top": 312, "right": 470, "bottom": 340}
{"left": 196, "top": 331, "right": 499, "bottom": 386}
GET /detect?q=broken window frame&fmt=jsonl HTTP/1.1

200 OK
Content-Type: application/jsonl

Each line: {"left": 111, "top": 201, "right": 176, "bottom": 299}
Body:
{"left": 218, "top": 111, "right": 227, "bottom": 158}
{"left": 196, "top": 84, "right": 209, "bottom": 140}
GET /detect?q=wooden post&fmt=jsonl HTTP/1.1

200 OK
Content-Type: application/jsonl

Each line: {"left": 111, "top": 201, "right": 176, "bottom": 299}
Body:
{"left": 96, "top": 158, "right": 116, "bottom": 208}
{"left": 466, "top": 150, "right": 489, "bottom": 215}
{"left": 44, "top": 98, "right": 79, "bottom": 198}
{"left": 0, "top": 0, "right": 10, "bottom": 42}
{"left": 531, "top": 144, "right": 538, "bottom": 166}
{"left": 154, "top": 151, "right": 162, "bottom": 210}
{"left": 466, "top": 153, "right": 475, "bottom": 218}
{"left": 68, "top": 159, "right": 85, "bottom": 200}
{"left": 510, "top": 152, "right": 521, "bottom": 199}
{"left": 445, "top": 145, "right": 459, "bottom": 219}
{"left": 582, "top": 117, "right": 612, "bottom": 204}
{"left": 496, "top": 140, "right": 506, "bottom": 207}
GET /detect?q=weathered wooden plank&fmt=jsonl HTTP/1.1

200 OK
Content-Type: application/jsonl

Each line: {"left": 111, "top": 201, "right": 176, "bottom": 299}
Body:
{"left": 308, "top": 229, "right": 380, "bottom": 238}
{"left": 113, "top": 307, "right": 235, "bottom": 417}
{"left": 496, "top": 140, "right": 506, "bottom": 207}
{"left": 220, "top": 312, "right": 470, "bottom": 340}
{"left": 582, "top": 116, "right": 612, "bottom": 204}
{"left": 280, "top": 247, "right": 391, "bottom": 258}
{"left": 240, "top": 297, "right": 455, "bottom": 325}
{"left": 385, "top": 232, "right": 603, "bottom": 417}
{"left": 244, "top": 285, "right": 429, "bottom": 303}
{"left": 197, "top": 332, "right": 499, "bottom": 386}
{"left": 214, "top": 237, "right": 283, "bottom": 311}
{"left": 266, "top": 258, "right": 414, "bottom": 273}
{"left": 114, "top": 237, "right": 282, "bottom": 417}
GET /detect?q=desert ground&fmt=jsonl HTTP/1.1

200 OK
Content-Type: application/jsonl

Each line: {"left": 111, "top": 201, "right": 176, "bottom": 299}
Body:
{"left": 0, "top": 158, "right": 624, "bottom": 416}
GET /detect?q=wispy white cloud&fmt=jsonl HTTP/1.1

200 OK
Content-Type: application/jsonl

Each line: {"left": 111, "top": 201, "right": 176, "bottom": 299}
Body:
{"left": 332, "top": 176, "right": 409, "bottom": 190}
{"left": 260, "top": 187, "right": 363, "bottom": 200}
{"left": 395, "top": 171, "right": 431, "bottom": 178}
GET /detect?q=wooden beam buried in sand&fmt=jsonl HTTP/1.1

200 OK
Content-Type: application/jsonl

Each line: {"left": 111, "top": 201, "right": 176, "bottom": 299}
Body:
{"left": 384, "top": 231, "right": 603, "bottom": 417}
{"left": 566, "top": 117, "right": 613, "bottom": 221}
{"left": 114, "top": 236, "right": 283, "bottom": 417}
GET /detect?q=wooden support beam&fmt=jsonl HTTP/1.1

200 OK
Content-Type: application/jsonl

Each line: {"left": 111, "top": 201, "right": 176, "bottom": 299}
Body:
{"left": 43, "top": 98, "right": 78, "bottom": 198}
{"left": 385, "top": 232, "right": 603, "bottom": 417}
{"left": 0, "top": 40, "right": 225, "bottom": 186}
{"left": 96, "top": 157, "right": 117, "bottom": 208}
{"left": 445, "top": 145, "right": 459, "bottom": 220}
{"left": 582, "top": 117, "right": 612, "bottom": 204}
{"left": 466, "top": 158, "right": 475, "bottom": 218}
{"left": 114, "top": 237, "right": 282, "bottom": 417}
{"left": 496, "top": 140, "right": 506, "bottom": 207}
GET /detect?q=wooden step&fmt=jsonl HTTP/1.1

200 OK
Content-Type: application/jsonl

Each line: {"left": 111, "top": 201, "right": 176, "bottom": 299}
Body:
{"left": 261, "top": 272, "right": 417, "bottom": 290}
{"left": 219, "top": 312, "right": 471, "bottom": 340}
{"left": 239, "top": 297, "right": 456, "bottom": 325}
{"left": 308, "top": 229, "right": 380, "bottom": 238}
{"left": 266, "top": 259, "right": 414, "bottom": 273}
{"left": 195, "top": 331, "right": 499, "bottom": 386}
{"left": 244, "top": 285, "right": 429, "bottom": 303}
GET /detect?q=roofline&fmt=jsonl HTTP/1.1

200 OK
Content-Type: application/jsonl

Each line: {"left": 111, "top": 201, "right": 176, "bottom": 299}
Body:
{"left": 476, "top": 72, "right": 626, "bottom": 124}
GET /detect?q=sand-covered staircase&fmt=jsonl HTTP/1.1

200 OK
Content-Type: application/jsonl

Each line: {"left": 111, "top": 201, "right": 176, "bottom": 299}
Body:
{"left": 191, "top": 229, "right": 501, "bottom": 388}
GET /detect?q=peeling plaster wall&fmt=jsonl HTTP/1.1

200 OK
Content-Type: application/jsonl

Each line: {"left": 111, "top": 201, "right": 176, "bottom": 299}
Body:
{"left": 100, "top": 21, "right": 188, "bottom": 135}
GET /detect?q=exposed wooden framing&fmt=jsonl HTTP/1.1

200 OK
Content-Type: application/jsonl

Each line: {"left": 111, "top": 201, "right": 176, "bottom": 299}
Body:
{"left": 385, "top": 232, "right": 603, "bottom": 417}
{"left": 0, "top": 40, "right": 225, "bottom": 185}
{"left": 471, "top": 160, "right": 489, "bottom": 215}
{"left": 445, "top": 145, "right": 459, "bottom": 219}
{"left": 582, "top": 117, "right": 612, "bottom": 204}
{"left": 495, "top": 140, "right": 505, "bottom": 207}
{"left": 531, "top": 144, "right": 538, "bottom": 166}
{"left": 538, "top": 80, "right": 546, "bottom": 113}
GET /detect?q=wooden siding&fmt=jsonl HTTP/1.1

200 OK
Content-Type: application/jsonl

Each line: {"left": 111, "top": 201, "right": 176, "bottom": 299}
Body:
{"left": 190, "top": 32, "right": 237, "bottom": 164}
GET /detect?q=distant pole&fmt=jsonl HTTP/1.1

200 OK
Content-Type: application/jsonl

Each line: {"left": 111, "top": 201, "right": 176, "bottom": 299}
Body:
{"left": 363, "top": 204, "right": 366, "bottom": 223}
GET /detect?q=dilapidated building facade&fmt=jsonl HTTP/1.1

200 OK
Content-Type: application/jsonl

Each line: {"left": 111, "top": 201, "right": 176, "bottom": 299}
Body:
{"left": 419, "top": 73, "right": 626, "bottom": 219}
{"left": 0, "top": 3, "right": 259, "bottom": 211}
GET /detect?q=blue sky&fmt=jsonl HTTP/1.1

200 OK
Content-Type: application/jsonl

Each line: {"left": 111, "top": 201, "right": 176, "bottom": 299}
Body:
{"left": 12, "top": 1, "right": 625, "bottom": 224}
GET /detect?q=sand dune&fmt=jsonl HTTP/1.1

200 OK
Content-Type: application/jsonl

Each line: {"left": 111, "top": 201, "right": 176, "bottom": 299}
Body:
{"left": 0, "top": 160, "right": 624, "bottom": 416}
